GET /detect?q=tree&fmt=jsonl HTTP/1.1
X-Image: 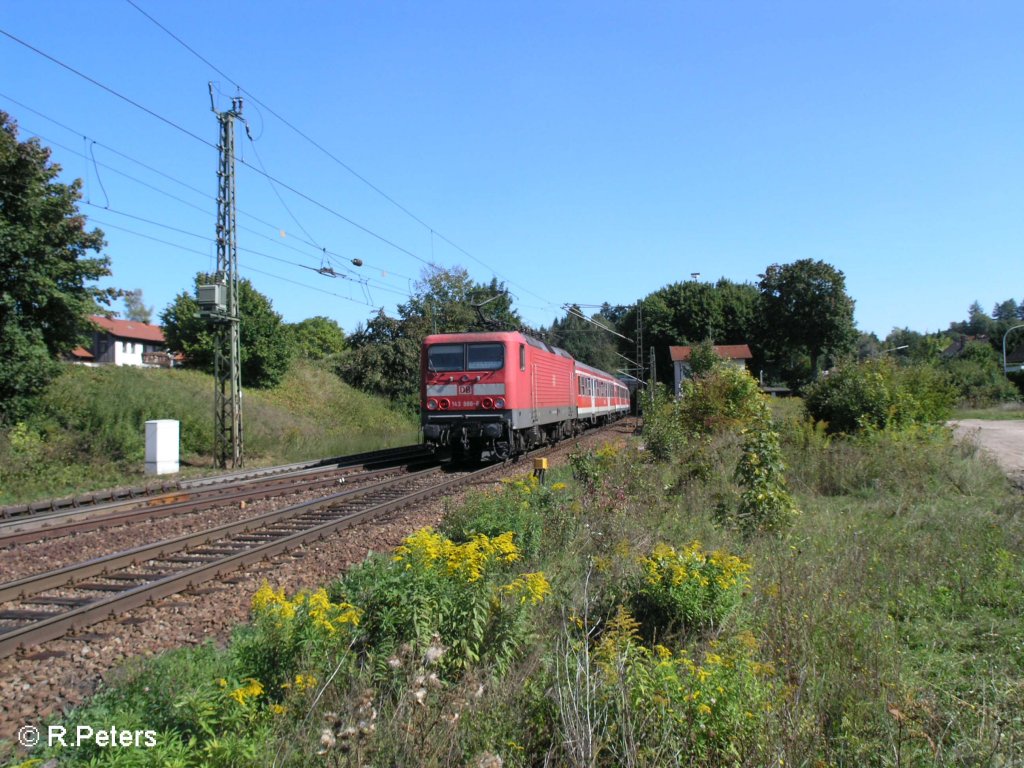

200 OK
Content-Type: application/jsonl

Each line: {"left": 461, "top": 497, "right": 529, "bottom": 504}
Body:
{"left": 548, "top": 305, "right": 620, "bottom": 372}
{"left": 993, "top": 298, "right": 1019, "bottom": 324}
{"left": 942, "top": 340, "right": 1019, "bottom": 405}
{"left": 338, "top": 267, "right": 522, "bottom": 408}
{"left": 882, "top": 328, "right": 948, "bottom": 365}
{"left": 599, "top": 302, "right": 630, "bottom": 327}
{"left": 161, "top": 273, "right": 293, "bottom": 388}
{"left": 686, "top": 338, "right": 721, "bottom": 377}
{"left": 948, "top": 301, "right": 996, "bottom": 339}
{"left": 398, "top": 267, "right": 521, "bottom": 337}
{"left": 757, "top": 259, "right": 856, "bottom": 381}
{"left": 0, "top": 112, "right": 115, "bottom": 420}
{"left": 855, "top": 332, "right": 881, "bottom": 361}
{"left": 336, "top": 310, "right": 420, "bottom": 408}
{"left": 122, "top": 288, "right": 153, "bottom": 323}
{"left": 965, "top": 301, "right": 995, "bottom": 337}
{"left": 289, "top": 316, "right": 345, "bottom": 361}
{"left": 618, "top": 278, "right": 759, "bottom": 383}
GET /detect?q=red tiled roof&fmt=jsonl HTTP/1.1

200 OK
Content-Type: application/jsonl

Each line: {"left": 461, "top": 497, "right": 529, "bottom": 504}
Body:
{"left": 89, "top": 315, "right": 165, "bottom": 344}
{"left": 669, "top": 344, "right": 752, "bottom": 363}
{"left": 69, "top": 346, "right": 94, "bottom": 359}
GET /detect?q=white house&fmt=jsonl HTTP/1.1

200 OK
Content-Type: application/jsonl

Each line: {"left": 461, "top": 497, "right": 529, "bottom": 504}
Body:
{"left": 670, "top": 344, "right": 752, "bottom": 396}
{"left": 69, "top": 316, "right": 173, "bottom": 367}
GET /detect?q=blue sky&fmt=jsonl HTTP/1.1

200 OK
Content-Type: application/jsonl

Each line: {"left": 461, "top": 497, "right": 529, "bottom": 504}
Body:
{"left": 2, "top": 1, "right": 1021, "bottom": 339}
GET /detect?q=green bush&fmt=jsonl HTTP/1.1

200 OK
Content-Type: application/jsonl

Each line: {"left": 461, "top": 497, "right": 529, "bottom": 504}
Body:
{"left": 641, "top": 363, "right": 766, "bottom": 463}
{"left": 586, "top": 613, "right": 771, "bottom": 767}
{"left": 331, "top": 528, "right": 550, "bottom": 678}
{"left": 639, "top": 383, "right": 689, "bottom": 461}
{"left": 442, "top": 475, "right": 549, "bottom": 561}
{"left": 942, "top": 341, "right": 1019, "bottom": 406}
{"left": 233, "top": 584, "right": 361, "bottom": 694}
{"left": 803, "top": 358, "right": 957, "bottom": 434}
{"left": 677, "top": 362, "right": 766, "bottom": 435}
{"left": 717, "top": 421, "right": 800, "bottom": 537}
{"left": 25, "top": 643, "right": 276, "bottom": 767}
{"left": 629, "top": 541, "right": 751, "bottom": 640}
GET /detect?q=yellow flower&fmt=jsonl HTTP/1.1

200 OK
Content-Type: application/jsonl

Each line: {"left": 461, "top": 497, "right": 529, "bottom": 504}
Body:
{"left": 229, "top": 678, "right": 264, "bottom": 706}
{"left": 293, "top": 674, "right": 317, "bottom": 691}
{"left": 501, "top": 571, "right": 551, "bottom": 604}
{"left": 394, "top": 528, "right": 521, "bottom": 582}
{"left": 252, "top": 581, "right": 286, "bottom": 612}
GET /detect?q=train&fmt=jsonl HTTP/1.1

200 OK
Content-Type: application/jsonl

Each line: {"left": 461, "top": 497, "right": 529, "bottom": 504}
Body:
{"left": 420, "top": 330, "right": 631, "bottom": 461}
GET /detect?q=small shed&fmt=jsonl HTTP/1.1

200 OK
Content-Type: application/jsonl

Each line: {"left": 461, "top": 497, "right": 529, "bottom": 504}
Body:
{"left": 670, "top": 344, "right": 752, "bottom": 396}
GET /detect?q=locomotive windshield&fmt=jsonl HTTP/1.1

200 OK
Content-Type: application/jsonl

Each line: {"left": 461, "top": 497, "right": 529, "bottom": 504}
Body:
{"left": 467, "top": 343, "right": 504, "bottom": 371}
{"left": 426, "top": 342, "right": 505, "bottom": 372}
{"left": 427, "top": 344, "right": 464, "bottom": 372}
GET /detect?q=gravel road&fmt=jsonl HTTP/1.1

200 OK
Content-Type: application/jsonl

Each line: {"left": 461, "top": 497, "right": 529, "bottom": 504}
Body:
{"left": 949, "top": 419, "right": 1024, "bottom": 485}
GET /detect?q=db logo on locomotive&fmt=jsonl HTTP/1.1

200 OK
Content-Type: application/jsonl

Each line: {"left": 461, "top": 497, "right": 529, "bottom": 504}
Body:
{"left": 457, "top": 384, "right": 473, "bottom": 395}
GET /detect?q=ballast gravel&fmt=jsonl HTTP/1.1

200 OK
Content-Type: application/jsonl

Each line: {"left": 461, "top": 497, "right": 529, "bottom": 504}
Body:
{"left": 0, "top": 424, "right": 632, "bottom": 743}
{"left": 0, "top": 471, "right": 404, "bottom": 579}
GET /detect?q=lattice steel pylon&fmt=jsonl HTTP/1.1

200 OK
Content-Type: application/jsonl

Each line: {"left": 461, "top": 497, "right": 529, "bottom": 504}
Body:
{"left": 634, "top": 301, "right": 645, "bottom": 418}
{"left": 210, "top": 88, "right": 243, "bottom": 469}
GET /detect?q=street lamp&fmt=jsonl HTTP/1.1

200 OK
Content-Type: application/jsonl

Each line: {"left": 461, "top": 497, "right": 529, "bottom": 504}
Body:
{"left": 1003, "top": 324, "right": 1024, "bottom": 374}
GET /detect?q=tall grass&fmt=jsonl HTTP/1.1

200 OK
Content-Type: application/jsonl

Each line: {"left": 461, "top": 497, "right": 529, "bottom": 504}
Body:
{"left": 0, "top": 362, "right": 418, "bottom": 504}
{"left": 7, "top": 407, "right": 1024, "bottom": 766}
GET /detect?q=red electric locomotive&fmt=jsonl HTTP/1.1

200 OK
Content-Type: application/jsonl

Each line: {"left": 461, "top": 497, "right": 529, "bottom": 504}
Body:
{"left": 420, "top": 330, "right": 630, "bottom": 461}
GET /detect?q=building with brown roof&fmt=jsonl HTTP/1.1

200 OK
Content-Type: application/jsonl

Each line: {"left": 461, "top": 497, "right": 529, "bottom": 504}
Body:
{"left": 71, "top": 316, "right": 174, "bottom": 368}
{"left": 669, "top": 344, "right": 752, "bottom": 396}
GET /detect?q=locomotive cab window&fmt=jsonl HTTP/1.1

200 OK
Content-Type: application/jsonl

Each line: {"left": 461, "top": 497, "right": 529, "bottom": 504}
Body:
{"left": 520, "top": 344, "right": 526, "bottom": 371}
{"left": 467, "top": 343, "right": 504, "bottom": 371}
{"left": 427, "top": 344, "right": 464, "bottom": 372}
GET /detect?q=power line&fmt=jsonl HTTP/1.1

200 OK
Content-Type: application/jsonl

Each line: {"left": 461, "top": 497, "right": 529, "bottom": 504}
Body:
{"left": 2, "top": 92, "right": 417, "bottom": 285}
{"left": 88, "top": 217, "right": 379, "bottom": 307}
{"left": 121, "top": 0, "right": 565, "bottom": 314}
{"left": 20, "top": 121, "right": 356, "bottom": 275}
{"left": 0, "top": 27, "right": 214, "bottom": 150}
{"left": 245, "top": 128, "right": 322, "bottom": 251}
{"left": 0, "top": 91, "right": 212, "bottom": 199}
{"left": 84, "top": 203, "right": 412, "bottom": 300}
{"left": 2, "top": 25, "right": 565, "bottom": 326}
{"left": 562, "top": 304, "right": 632, "bottom": 342}
{"left": 0, "top": 30, "right": 440, "bottom": 272}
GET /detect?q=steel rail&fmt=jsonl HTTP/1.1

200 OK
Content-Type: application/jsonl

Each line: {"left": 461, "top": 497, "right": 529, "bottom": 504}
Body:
{"left": 0, "top": 457, "right": 436, "bottom": 546}
{"left": 0, "top": 466, "right": 444, "bottom": 605}
{"left": 0, "top": 422, "right": 633, "bottom": 659}
{"left": 0, "top": 443, "right": 430, "bottom": 521}
{"left": 0, "top": 462, "right": 498, "bottom": 659}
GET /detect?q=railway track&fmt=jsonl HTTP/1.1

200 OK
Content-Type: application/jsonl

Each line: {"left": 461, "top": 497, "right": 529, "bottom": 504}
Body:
{"left": 0, "top": 443, "right": 431, "bottom": 522}
{"left": 0, "top": 458, "right": 511, "bottom": 660}
{"left": 0, "top": 444, "right": 432, "bottom": 545}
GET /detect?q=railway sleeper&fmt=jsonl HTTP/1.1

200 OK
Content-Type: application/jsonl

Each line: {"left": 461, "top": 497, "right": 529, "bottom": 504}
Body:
{"left": 0, "top": 610, "right": 59, "bottom": 621}
{"left": 74, "top": 582, "right": 131, "bottom": 592}
{"left": 23, "top": 597, "right": 91, "bottom": 607}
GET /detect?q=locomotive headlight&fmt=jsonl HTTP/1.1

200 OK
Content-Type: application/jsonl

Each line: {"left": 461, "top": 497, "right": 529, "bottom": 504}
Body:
{"left": 426, "top": 399, "right": 438, "bottom": 411}
{"left": 481, "top": 397, "right": 494, "bottom": 409}
{"left": 494, "top": 397, "right": 505, "bottom": 409}
{"left": 438, "top": 398, "right": 450, "bottom": 410}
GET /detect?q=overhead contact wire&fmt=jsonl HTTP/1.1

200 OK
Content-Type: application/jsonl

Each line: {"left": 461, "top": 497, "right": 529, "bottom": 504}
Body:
{"left": 122, "top": 1, "right": 564, "bottom": 313}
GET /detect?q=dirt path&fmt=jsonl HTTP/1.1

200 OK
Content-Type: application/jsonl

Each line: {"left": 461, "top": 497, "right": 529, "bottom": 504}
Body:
{"left": 949, "top": 419, "right": 1024, "bottom": 486}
